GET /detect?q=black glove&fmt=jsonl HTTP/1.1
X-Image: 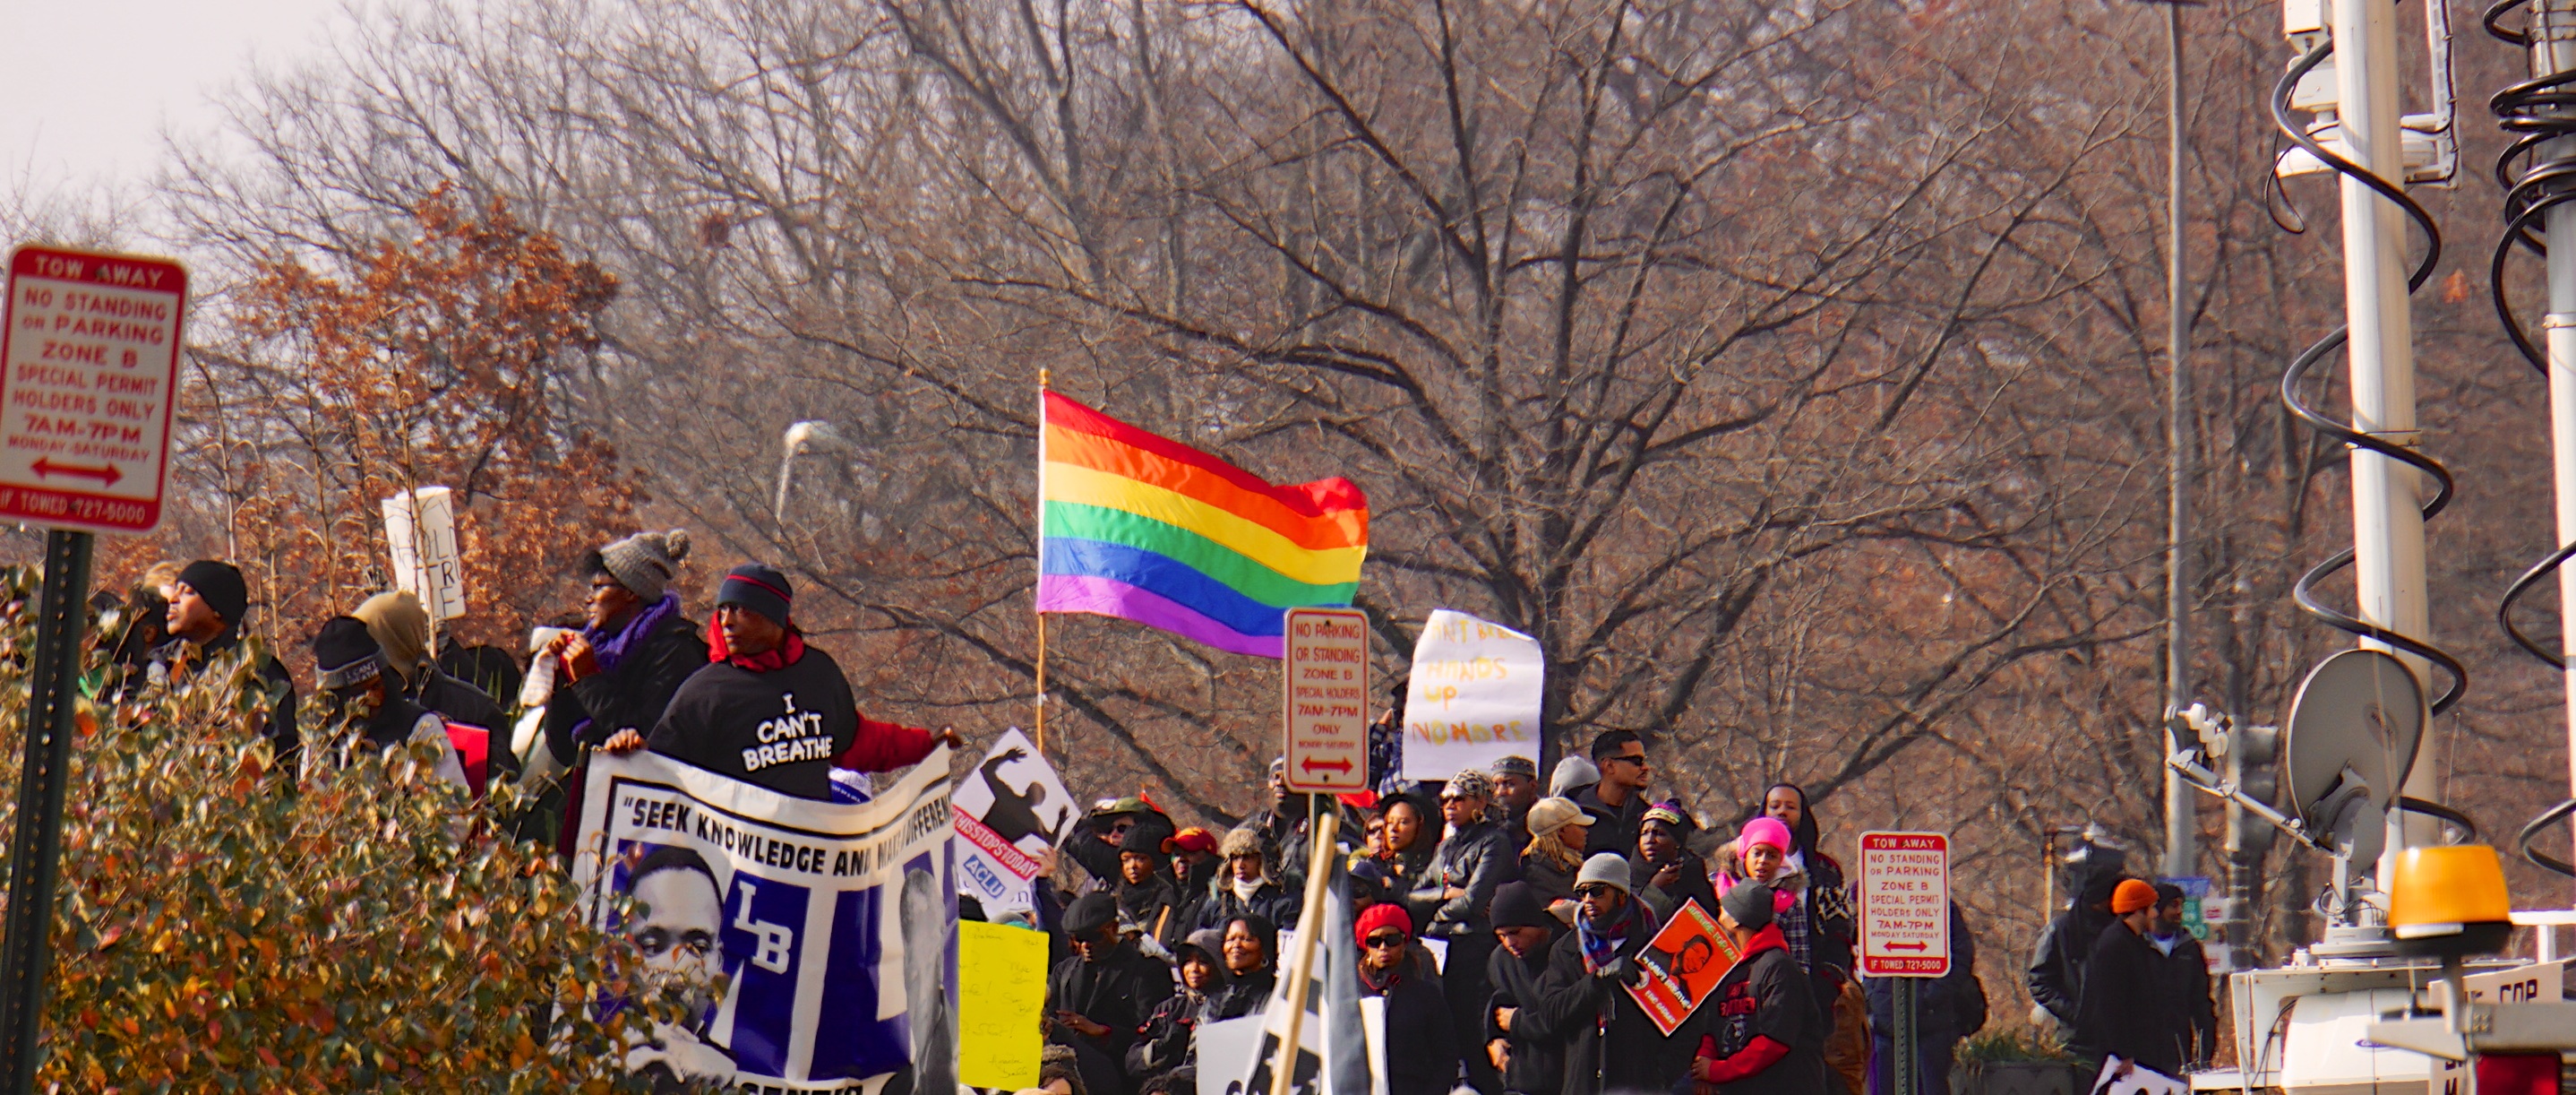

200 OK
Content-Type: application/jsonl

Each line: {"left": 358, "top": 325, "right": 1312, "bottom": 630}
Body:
{"left": 1593, "top": 956, "right": 1634, "bottom": 983}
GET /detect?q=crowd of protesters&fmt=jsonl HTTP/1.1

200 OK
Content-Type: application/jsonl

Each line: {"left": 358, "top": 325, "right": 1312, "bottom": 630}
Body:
{"left": 1016, "top": 757, "right": 2219, "bottom": 1094}
{"left": 1018, "top": 729, "right": 1997, "bottom": 1095}
{"left": 94, "top": 530, "right": 2218, "bottom": 1095}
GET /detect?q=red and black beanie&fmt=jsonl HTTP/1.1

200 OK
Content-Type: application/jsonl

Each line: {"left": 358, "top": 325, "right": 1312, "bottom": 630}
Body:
{"left": 717, "top": 563, "right": 794, "bottom": 627}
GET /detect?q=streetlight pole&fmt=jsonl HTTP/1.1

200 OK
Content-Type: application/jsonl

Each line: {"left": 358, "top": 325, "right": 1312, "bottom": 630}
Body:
{"left": 2151, "top": 0, "right": 2198, "bottom": 881}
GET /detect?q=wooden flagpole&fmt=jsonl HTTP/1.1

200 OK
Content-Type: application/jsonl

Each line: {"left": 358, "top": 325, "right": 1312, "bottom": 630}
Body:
{"left": 1269, "top": 799, "right": 1339, "bottom": 1095}
{"left": 1035, "top": 370, "right": 1050, "bottom": 758}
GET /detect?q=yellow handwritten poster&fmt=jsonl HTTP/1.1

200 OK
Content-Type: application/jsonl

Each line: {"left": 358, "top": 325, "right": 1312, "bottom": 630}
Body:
{"left": 1402, "top": 608, "right": 1542, "bottom": 780}
{"left": 957, "top": 919, "right": 1049, "bottom": 1089}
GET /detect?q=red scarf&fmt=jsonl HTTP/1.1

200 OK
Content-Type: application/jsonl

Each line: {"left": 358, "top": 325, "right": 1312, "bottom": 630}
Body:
{"left": 705, "top": 616, "right": 806, "bottom": 671}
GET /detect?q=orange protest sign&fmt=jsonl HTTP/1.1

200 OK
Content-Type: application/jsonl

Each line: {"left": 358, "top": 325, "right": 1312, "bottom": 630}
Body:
{"left": 1625, "top": 898, "right": 1744, "bottom": 1036}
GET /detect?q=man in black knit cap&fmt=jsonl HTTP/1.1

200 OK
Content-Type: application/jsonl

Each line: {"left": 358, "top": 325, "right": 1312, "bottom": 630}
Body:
{"left": 1049, "top": 891, "right": 1172, "bottom": 1095}
{"left": 150, "top": 559, "right": 298, "bottom": 770}
{"left": 309, "top": 616, "right": 471, "bottom": 791}
{"left": 611, "top": 563, "right": 960, "bottom": 798}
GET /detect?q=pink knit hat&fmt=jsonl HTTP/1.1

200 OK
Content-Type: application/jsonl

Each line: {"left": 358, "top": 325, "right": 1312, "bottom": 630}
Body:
{"left": 1740, "top": 816, "right": 1793, "bottom": 854}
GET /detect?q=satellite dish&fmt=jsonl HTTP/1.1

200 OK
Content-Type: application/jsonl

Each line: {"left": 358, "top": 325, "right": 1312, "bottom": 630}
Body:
{"left": 2282, "top": 648, "right": 2426, "bottom": 842}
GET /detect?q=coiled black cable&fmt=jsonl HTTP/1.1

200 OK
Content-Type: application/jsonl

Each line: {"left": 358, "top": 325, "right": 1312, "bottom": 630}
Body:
{"left": 2486, "top": 0, "right": 2576, "bottom": 877}
{"left": 2398, "top": 795, "right": 2479, "bottom": 841}
{"left": 2272, "top": 39, "right": 2469, "bottom": 720}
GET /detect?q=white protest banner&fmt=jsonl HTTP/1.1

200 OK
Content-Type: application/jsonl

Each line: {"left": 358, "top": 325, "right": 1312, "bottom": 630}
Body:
{"left": 1401, "top": 609, "right": 1541, "bottom": 781}
{"left": 575, "top": 748, "right": 957, "bottom": 1092}
{"left": 1224, "top": 991, "right": 1386, "bottom": 1095}
{"left": 1195, "top": 1015, "right": 1267, "bottom": 1095}
{"left": 949, "top": 728, "right": 1075, "bottom": 912}
{"left": 383, "top": 486, "right": 467, "bottom": 620}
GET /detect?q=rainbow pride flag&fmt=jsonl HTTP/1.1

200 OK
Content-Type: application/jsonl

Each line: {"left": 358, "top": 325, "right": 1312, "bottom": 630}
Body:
{"left": 1038, "top": 392, "right": 1368, "bottom": 658}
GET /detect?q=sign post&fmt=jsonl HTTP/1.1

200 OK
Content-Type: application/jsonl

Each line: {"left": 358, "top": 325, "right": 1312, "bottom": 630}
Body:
{"left": 0, "top": 245, "right": 185, "bottom": 1093}
{"left": 1859, "top": 832, "right": 1952, "bottom": 1095}
{"left": 1267, "top": 802, "right": 1341, "bottom": 1095}
{"left": 1271, "top": 607, "right": 1365, "bottom": 1095}
{"left": 1281, "top": 607, "right": 1369, "bottom": 795}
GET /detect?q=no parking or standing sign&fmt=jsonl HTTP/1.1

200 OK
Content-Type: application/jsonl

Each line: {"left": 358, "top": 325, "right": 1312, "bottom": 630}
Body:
{"left": 0, "top": 246, "right": 185, "bottom": 534}
{"left": 1859, "top": 831, "right": 1950, "bottom": 978}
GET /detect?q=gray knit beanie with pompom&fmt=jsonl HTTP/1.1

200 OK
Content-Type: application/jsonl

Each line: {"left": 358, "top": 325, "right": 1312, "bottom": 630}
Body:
{"left": 591, "top": 529, "right": 691, "bottom": 601}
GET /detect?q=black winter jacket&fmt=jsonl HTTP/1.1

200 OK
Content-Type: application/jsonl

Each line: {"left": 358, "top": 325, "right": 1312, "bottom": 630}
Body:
{"left": 1574, "top": 786, "right": 1647, "bottom": 860}
{"left": 1047, "top": 941, "right": 1175, "bottom": 1069}
{"left": 2149, "top": 932, "right": 2218, "bottom": 1067}
{"left": 1800, "top": 852, "right": 1855, "bottom": 982}
{"left": 150, "top": 631, "right": 298, "bottom": 769}
{"left": 1487, "top": 930, "right": 1567, "bottom": 1095}
{"left": 415, "top": 668, "right": 515, "bottom": 778}
{"left": 1207, "top": 967, "right": 1276, "bottom": 1022}
{"left": 1632, "top": 851, "right": 1718, "bottom": 926}
{"left": 1520, "top": 848, "right": 1583, "bottom": 911}
{"left": 1196, "top": 877, "right": 1300, "bottom": 935}
{"left": 544, "top": 608, "right": 706, "bottom": 763}
{"left": 1528, "top": 909, "right": 1697, "bottom": 1095}
{"left": 2027, "top": 904, "right": 2112, "bottom": 1027}
{"left": 1703, "top": 926, "right": 1829, "bottom": 1095}
{"left": 1418, "top": 820, "right": 1518, "bottom": 936}
{"left": 2074, "top": 919, "right": 2177, "bottom": 1074}
{"left": 1363, "top": 964, "right": 1458, "bottom": 1095}
{"left": 1126, "top": 987, "right": 1214, "bottom": 1082}
{"left": 1116, "top": 876, "right": 1188, "bottom": 948}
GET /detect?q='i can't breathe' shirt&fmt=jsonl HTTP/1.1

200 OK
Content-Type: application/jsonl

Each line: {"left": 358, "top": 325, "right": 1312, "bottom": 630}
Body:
{"left": 644, "top": 645, "right": 937, "bottom": 799}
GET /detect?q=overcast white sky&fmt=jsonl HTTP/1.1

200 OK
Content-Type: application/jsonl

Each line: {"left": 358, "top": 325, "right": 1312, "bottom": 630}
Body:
{"left": 2, "top": 0, "right": 351, "bottom": 194}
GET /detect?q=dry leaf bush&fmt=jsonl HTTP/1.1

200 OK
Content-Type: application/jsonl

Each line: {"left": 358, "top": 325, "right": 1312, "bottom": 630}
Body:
{"left": 125, "top": 185, "right": 641, "bottom": 657}
{"left": 0, "top": 575, "right": 687, "bottom": 1092}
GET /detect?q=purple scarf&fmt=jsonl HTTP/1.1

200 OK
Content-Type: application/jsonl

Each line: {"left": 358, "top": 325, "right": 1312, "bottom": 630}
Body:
{"left": 583, "top": 591, "right": 680, "bottom": 675}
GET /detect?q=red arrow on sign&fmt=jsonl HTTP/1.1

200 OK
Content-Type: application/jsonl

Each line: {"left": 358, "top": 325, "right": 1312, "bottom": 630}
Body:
{"left": 1884, "top": 941, "right": 1928, "bottom": 951}
{"left": 32, "top": 458, "right": 120, "bottom": 487}
{"left": 1301, "top": 756, "right": 1352, "bottom": 774}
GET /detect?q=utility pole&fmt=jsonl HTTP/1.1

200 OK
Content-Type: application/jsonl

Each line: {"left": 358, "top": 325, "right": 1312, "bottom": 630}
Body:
{"left": 2528, "top": 0, "right": 2576, "bottom": 911}
{"left": 2330, "top": 0, "right": 2438, "bottom": 858}
{"left": 2155, "top": 0, "right": 2197, "bottom": 880}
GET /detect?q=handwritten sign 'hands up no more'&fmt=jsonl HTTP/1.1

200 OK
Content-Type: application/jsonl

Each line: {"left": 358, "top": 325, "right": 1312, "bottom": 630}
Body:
{"left": 1402, "top": 609, "right": 1541, "bottom": 782}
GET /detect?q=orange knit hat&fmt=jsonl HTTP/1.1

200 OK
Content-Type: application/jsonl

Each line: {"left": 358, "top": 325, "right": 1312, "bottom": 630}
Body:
{"left": 2111, "top": 878, "right": 2159, "bottom": 915}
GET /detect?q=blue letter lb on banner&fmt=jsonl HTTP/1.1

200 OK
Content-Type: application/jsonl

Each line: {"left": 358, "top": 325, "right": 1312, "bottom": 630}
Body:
{"left": 576, "top": 748, "right": 958, "bottom": 1091}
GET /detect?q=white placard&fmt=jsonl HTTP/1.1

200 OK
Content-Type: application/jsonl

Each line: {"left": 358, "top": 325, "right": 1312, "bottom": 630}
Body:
{"left": 949, "top": 728, "right": 1075, "bottom": 912}
{"left": 1859, "top": 831, "right": 1950, "bottom": 978}
{"left": 2091, "top": 1057, "right": 2186, "bottom": 1095}
{"left": 1400, "top": 609, "right": 1541, "bottom": 781}
{"left": 382, "top": 486, "right": 467, "bottom": 620}
{"left": 1196, "top": 1016, "right": 1268, "bottom": 1095}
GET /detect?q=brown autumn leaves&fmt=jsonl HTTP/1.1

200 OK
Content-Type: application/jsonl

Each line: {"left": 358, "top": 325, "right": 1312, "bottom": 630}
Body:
{"left": 103, "top": 185, "right": 638, "bottom": 651}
